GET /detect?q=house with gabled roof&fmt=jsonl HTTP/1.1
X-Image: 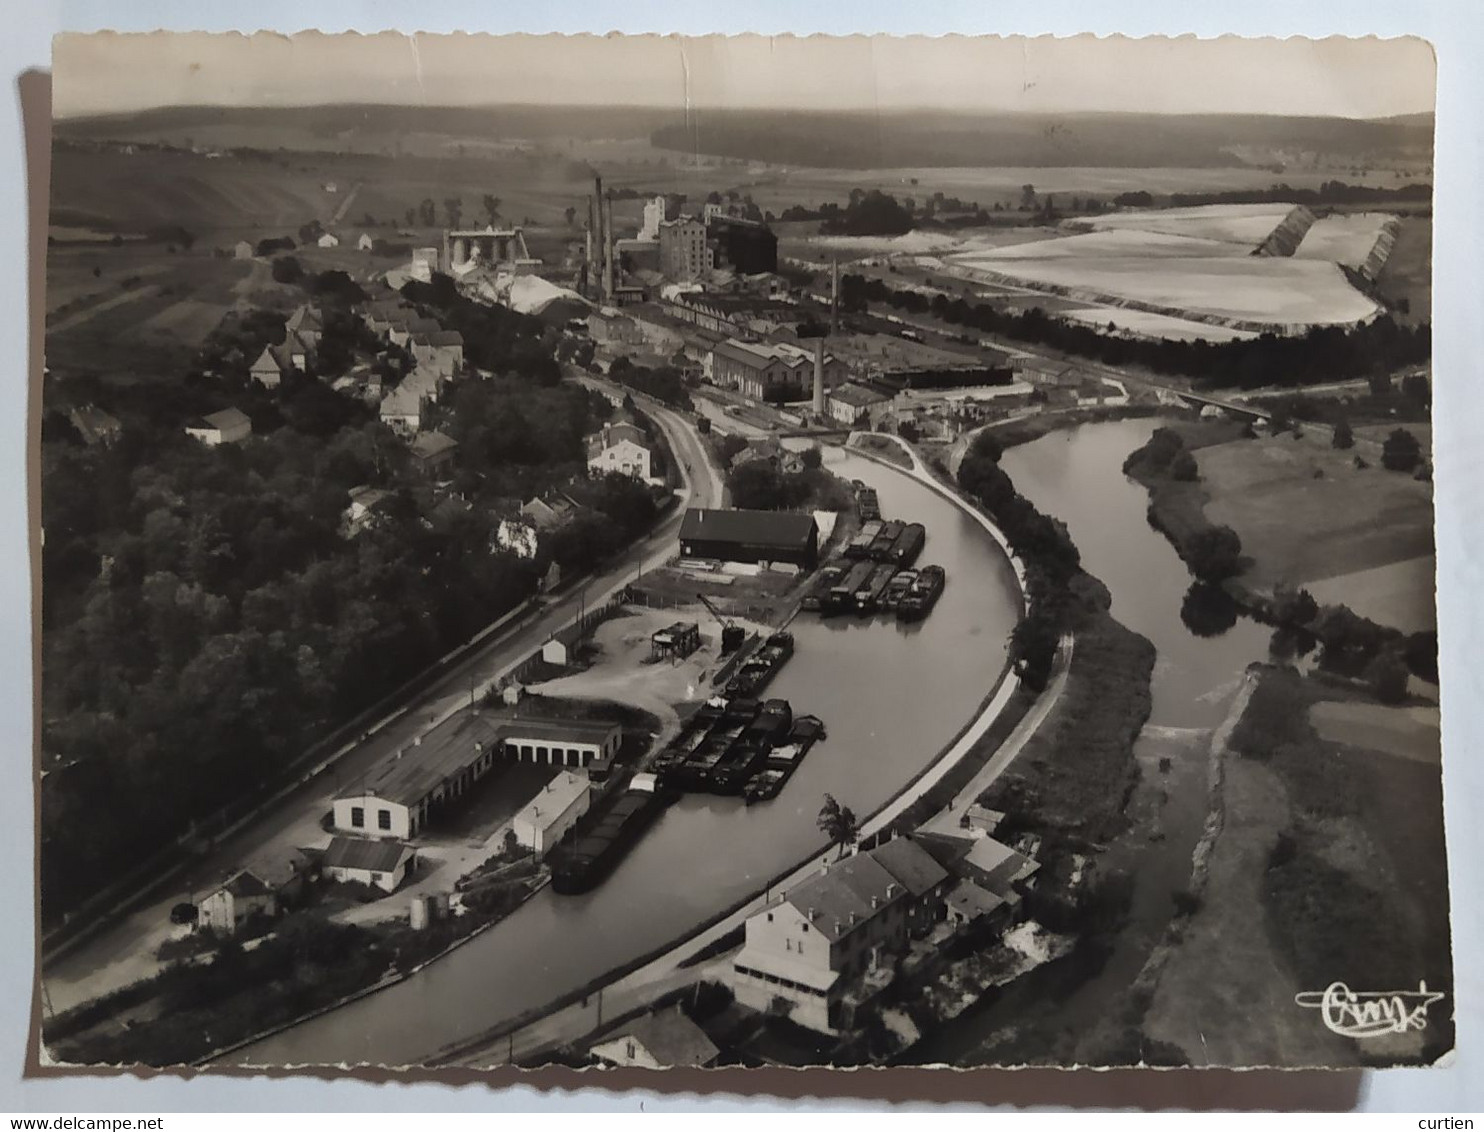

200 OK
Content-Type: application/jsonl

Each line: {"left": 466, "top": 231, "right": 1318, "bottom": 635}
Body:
{"left": 409, "top": 430, "right": 458, "bottom": 478}
{"left": 730, "top": 835, "right": 948, "bottom": 1033}
{"left": 321, "top": 835, "right": 415, "bottom": 893}
{"left": 589, "top": 1006, "right": 720, "bottom": 1069}
{"left": 197, "top": 869, "right": 277, "bottom": 937}
{"left": 286, "top": 303, "right": 324, "bottom": 348}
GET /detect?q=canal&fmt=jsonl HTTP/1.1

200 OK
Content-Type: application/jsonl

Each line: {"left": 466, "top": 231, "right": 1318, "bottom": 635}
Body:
{"left": 913, "top": 416, "right": 1272, "bottom": 1064}
{"left": 234, "top": 447, "right": 1022, "bottom": 1067}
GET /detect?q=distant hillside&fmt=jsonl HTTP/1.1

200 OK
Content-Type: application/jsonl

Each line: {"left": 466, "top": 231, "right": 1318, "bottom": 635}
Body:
{"left": 53, "top": 103, "right": 684, "bottom": 155}
{"left": 650, "top": 109, "right": 1436, "bottom": 170}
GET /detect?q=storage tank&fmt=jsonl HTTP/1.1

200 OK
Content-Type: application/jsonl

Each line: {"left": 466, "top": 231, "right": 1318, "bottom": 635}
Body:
{"left": 409, "top": 895, "right": 429, "bottom": 930}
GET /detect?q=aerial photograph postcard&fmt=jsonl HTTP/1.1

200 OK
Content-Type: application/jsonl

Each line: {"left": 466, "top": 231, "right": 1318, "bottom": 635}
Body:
{"left": 34, "top": 31, "right": 1446, "bottom": 1074}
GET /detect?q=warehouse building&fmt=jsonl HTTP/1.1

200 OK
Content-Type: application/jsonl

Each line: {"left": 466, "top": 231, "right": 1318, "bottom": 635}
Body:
{"left": 679, "top": 507, "right": 820, "bottom": 569}
{"left": 331, "top": 712, "right": 621, "bottom": 839}
{"left": 510, "top": 770, "right": 592, "bottom": 856}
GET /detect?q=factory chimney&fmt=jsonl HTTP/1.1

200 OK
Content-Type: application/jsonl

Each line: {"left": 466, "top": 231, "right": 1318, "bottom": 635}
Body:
{"left": 584, "top": 193, "right": 595, "bottom": 293}
{"left": 830, "top": 256, "right": 840, "bottom": 334}
{"left": 602, "top": 190, "right": 616, "bottom": 302}
{"left": 812, "top": 337, "right": 826, "bottom": 417}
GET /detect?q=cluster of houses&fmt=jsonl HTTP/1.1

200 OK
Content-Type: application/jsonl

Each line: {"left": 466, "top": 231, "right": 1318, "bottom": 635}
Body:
{"left": 728, "top": 813, "right": 1040, "bottom": 1036}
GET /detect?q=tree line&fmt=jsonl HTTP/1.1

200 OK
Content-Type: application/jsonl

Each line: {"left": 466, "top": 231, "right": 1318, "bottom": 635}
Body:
{"left": 839, "top": 273, "right": 1431, "bottom": 389}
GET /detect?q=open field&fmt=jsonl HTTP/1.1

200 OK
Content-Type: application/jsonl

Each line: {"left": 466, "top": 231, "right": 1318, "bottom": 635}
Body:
{"left": 1373, "top": 214, "right": 1433, "bottom": 323}
{"left": 1294, "top": 212, "right": 1397, "bottom": 268}
{"left": 943, "top": 252, "right": 1380, "bottom": 328}
{"left": 978, "top": 228, "right": 1251, "bottom": 260}
{"left": 1193, "top": 433, "right": 1435, "bottom": 595}
{"left": 1304, "top": 556, "right": 1436, "bottom": 632}
{"left": 1080, "top": 203, "right": 1294, "bottom": 245}
{"left": 1309, "top": 700, "right": 1441, "bottom": 764}
{"left": 44, "top": 249, "right": 256, "bottom": 373}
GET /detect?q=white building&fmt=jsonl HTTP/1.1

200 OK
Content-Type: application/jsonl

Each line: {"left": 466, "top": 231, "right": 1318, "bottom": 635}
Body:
{"left": 730, "top": 837, "right": 948, "bottom": 1034}
{"left": 510, "top": 771, "right": 591, "bottom": 856}
{"left": 586, "top": 421, "right": 654, "bottom": 482}
{"left": 379, "top": 386, "right": 425, "bottom": 434}
{"left": 828, "top": 382, "right": 892, "bottom": 427}
{"left": 358, "top": 232, "right": 376, "bottom": 251}
{"left": 331, "top": 714, "right": 622, "bottom": 839}
{"left": 639, "top": 195, "right": 667, "bottom": 241}
{"left": 321, "top": 835, "right": 416, "bottom": 893}
{"left": 317, "top": 232, "right": 340, "bottom": 248}
{"left": 197, "top": 870, "right": 276, "bottom": 937}
{"left": 590, "top": 1008, "right": 720, "bottom": 1069}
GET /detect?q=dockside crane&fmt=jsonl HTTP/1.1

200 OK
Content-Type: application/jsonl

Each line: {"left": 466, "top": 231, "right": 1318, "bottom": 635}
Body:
{"left": 697, "top": 592, "right": 746, "bottom": 655}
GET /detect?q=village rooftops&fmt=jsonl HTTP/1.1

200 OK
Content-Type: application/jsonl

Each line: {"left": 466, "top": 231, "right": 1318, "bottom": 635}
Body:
{"left": 322, "top": 835, "right": 410, "bottom": 874}
{"left": 779, "top": 838, "right": 948, "bottom": 944}
{"left": 944, "top": 878, "right": 1006, "bottom": 921}
{"left": 960, "top": 836, "right": 1040, "bottom": 895}
{"left": 712, "top": 338, "right": 825, "bottom": 370}
{"left": 428, "top": 329, "right": 464, "bottom": 347}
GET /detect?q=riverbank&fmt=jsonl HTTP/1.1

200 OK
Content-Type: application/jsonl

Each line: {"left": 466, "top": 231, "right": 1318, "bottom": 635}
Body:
{"left": 1139, "top": 663, "right": 1450, "bottom": 1067}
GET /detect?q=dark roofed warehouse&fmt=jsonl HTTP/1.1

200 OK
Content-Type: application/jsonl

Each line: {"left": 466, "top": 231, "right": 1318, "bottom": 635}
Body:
{"left": 679, "top": 507, "right": 819, "bottom": 568}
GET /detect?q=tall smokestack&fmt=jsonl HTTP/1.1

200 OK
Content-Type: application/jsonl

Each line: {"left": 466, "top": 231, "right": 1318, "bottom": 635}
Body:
{"left": 584, "top": 194, "right": 595, "bottom": 293}
{"left": 592, "top": 176, "right": 605, "bottom": 301}
{"left": 830, "top": 257, "right": 840, "bottom": 334}
{"left": 603, "top": 191, "right": 616, "bottom": 302}
{"left": 813, "top": 338, "right": 826, "bottom": 417}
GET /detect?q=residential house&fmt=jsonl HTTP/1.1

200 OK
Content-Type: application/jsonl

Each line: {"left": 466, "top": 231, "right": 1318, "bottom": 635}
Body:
{"left": 510, "top": 770, "right": 591, "bottom": 856}
{"left": 67, "top": 404, "right": 121, "bottom": 447}
{"left": 522, "top": 494, "right": 576, "bottom": 532}
{"left": 233, "top": 240, "right": 254, "bottom": 259}
{"left": 730, "top": 836, "right": 948, "bottom": 1033}
{"left": 358, "top": 232, "right": 376, "bottom": 251}
{"left": 342, "top": 485, "right": 395, "bottom": 537}
{"left": 586, "top": 421, "right": 653, "bottom": 482}
{"left": 943, "top": 879, "right": 1009, "bottom": 932}
{"left": 389, "top": 316, "right": 442, "bottom": 350}
{"left": 589, "top": 1008, "right": 720, "bottom": 1069}
{"left": 286, "top": 304, "right": 324, "bottom": 349}
{"left": 828, "top": 382, "right": 892, "bottom": 427}
{"left": 317, "top": 232, "right": 340, "bottom": 248}
{"left": 321, "top": 835, "right": 416, "bottom": 894}
{"left": 957, "top": 836, "right": 1040, "bottom": 908}
{"left": 379, "top": 385, "right": 425, "bottom": 434}
{"left": 185, "top": 408, "right": 252, "bottom": 446}
{"left": 408, "top": 430, "right": 459, "bottom": 478}
{"left": 249, "top": 345, "right": 287, "bottom": 389}
{"left": 197, "top": 870, "right": 276, "bottom": 937}
{"left": 410, "top": 328, "right": 464, "bottom": 376}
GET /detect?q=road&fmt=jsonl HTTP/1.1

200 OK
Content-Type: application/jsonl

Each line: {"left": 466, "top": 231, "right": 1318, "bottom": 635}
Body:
{"left": 43, "top": 386, "right": 721, "bottom": 1015}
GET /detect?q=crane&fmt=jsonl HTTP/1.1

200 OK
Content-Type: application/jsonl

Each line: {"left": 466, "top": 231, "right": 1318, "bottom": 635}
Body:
{"left": 697, "top": 592, "right": 745, "bottom": 655}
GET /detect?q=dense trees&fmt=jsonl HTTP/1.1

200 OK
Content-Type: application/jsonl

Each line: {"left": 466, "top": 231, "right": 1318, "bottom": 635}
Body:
{"left": 606, "top": 358, "right": 693, "bottom": 409}
{"left": 840, "top": 274, "right": 1431, "bottom": 390}
{"left": 817, "top": 794, "right": 860, "bottom": 858}
{"left": 1185, "top": 525, "right": 1244, "bottom": 582}
{"left": 958, "top": 429, "right": 1083, "bottom": 691}
{"left": 401, "top": 274, "right": 560, "bottom": 383}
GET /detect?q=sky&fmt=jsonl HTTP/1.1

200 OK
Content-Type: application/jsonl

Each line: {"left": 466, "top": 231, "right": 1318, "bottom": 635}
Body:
{"left": 51, "top": 31, "right": 1437, "bottom": 120}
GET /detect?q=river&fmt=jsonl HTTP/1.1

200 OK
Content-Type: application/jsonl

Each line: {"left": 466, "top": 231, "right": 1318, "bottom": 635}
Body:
{"left": 913, "top": 416, "right": 1273, "bottom": 1064}
{"left": 234, "top": 447, "right": 1021, "bottom": 1067}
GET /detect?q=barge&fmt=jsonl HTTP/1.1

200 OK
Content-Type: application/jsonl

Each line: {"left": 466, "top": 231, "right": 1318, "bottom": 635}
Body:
{"left": 825, "top": 560, "right": 876, "bottom": 616}
{"left": 853, "top": 562, "right": 898, "bottom": 615}
{"left": 879, "top": 568, "right": 919, "bottom": 612}
{"left": 868, "top": 520, "right": 905, "bottom": 562}
{"left": 742, "top": 714, "right": 828, "bottom": 804}
{"left": 889, "top": 522, "right": 926, "bottom": 567}
{"left": 550, "top": 773, "right": 669, "bottom": 895}
{"left": 897, "top": 564, "right": 946, "bottom": 621}
{"left": 843, "top": 521, "right": 883, "bottom": 560}
{"left": 801, "top": 564, "right": 844, "bottom": 612}
{"left": 724, "top": 631, "right": 795, "bottom": 699}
